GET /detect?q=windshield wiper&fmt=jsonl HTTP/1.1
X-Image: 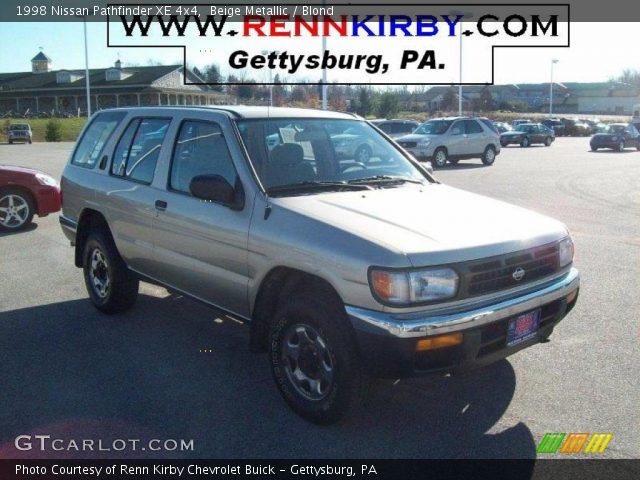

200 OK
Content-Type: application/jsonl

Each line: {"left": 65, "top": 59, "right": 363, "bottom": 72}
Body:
{"left": 347, "top": 175, "right": 424, "bottom": 185}
{"left": 267, "top": 181, "right": 372, "bottom": 195}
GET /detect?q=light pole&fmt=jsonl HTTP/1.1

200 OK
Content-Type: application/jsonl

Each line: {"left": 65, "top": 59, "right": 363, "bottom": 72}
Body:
{"left": 321, "top": 0, "right": 328, "bottom": 110}
{"left": 549, "top": 59, "right": 559, "bottom": 117}
{"left": 261, "top": 50, "right": 279, "bottom": 106}
{"left": 76, "top": 15, "right": 92, "bottom": 117}
{"left": 449, "top": 10, "right": 473, "bottom": 116}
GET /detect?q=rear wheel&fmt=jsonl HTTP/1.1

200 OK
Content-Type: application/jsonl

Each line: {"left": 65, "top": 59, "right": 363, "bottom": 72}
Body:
{"left": 433, "top": 148, "right": 448, "bottom": 168}
{"left": 544, "top": 137, "right": 552, "bottom": 146}
{"left": 82, "top": 229, "right": 139, "bottom": 314}
{"left": 270, "top": 292, "right": 367, "bottom": 424}
{"left": 0, "top": 187, "right": 34, "bottom": 231}
{"left": 481, "top": 146, "right": 496, "bottom": 165}
{"left": 617, "top": 140, "right": 625, "bottom": 152}
{"left": 520, "top": 137, "right": 530, "bottom": 148}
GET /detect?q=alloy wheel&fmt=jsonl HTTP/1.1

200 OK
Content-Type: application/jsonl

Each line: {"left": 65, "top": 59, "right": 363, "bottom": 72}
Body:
{"left": 0, "top": 194, "right": 30, "bottom": 229}
{"left": 89, "top": 248, "right": 110, "bottom": 299}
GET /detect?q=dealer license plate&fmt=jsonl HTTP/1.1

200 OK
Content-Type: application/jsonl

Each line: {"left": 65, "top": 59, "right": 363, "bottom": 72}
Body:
{"left": 506, "top": 309, "right": 541, "bottom": 347}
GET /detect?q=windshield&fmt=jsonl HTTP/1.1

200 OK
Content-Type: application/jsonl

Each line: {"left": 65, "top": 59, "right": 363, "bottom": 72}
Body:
{"left": 236, "top": 118, "right": 428, "bottom": 195}
{"left": 413, "top": 120, "right": 452, "bottom": 135}
{"left": 605, "top": 124, "right": 627, "bottom": 134}
{"left": 9, "top": 124, "right": 29, "bottom": 131}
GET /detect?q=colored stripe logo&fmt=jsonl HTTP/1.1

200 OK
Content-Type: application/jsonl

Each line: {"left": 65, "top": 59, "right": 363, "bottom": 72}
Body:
{"left": 537, "top": 433, "right": 612, "bottom": 454}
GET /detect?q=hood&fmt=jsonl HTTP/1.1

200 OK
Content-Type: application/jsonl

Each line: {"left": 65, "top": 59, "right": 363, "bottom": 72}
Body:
{"left": 0, "top": 165, "right": 43, "bottom": 176}
{"left": 396, "top": 133, "right": 438, "bottom": 142}
{"left": 272, "top": 184, "right": 567, "bottom": 266}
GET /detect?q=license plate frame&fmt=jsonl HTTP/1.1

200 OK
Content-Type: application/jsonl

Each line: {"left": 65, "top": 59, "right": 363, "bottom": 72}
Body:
{"left": 506, "top": 309, "right": 541, "bottom": 347}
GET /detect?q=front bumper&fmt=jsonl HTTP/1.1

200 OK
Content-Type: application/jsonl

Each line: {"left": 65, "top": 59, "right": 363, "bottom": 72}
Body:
{"left": 346, "top": 267, "right": 580, "bottom": 377}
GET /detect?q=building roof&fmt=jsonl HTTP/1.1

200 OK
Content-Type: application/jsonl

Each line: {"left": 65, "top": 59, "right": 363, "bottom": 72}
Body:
{"left": 31, "top": 52, "right": 52, "bottom": 62}
{"left": 0, "top": 65, "right": 196, "bottom": 92}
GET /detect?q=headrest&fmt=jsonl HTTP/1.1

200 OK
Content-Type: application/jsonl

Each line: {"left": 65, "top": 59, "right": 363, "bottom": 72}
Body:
{"left": 270, "top": 143, "right": 304, "bottom": 166}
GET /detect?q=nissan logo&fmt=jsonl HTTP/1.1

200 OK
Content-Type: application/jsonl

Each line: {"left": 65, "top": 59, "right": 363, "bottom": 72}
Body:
{"left": 512, "top": 267, "right": 526, "bottom": 281}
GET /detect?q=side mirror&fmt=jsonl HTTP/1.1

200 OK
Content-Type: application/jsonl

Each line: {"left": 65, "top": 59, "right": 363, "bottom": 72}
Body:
{"left": 189, "top": 174, "right": 243, "bottom": 210}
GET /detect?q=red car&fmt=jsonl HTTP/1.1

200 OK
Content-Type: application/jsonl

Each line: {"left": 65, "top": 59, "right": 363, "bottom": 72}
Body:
{"left": 0, "top": 165, "right": 61, "bottom": 231}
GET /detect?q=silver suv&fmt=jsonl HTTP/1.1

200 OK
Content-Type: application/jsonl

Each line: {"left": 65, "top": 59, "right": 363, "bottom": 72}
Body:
{"left": 396, "top": 117, "right": 500, "bottom": 168}
{"left": 60, "top": 107, "right": 579, "bottom": 424}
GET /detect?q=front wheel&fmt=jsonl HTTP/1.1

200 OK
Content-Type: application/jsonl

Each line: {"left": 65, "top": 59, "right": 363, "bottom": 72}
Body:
{"left": 270, "top": 293, "right": 367, "bottom": 425}
{"left": 0, "top": 188, "right": 34, "bottom": 231}
{"left": 545, "top": 137, "right": 552, "bottom": 146}
{"left": 481, "top": 146, "right": 496, "bottom": 165}
{"left": 433, "top": 148, "right": 448, "bottom": 168}
{"left": 520, "top": 137, "right": 530, "bottom": 148}
{"left": 83, "top": 230, "right": 139, "bottom": 314}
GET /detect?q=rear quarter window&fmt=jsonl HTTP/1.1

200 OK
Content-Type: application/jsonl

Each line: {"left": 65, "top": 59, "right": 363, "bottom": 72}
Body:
{"left": 71, "top": 111, "right": 126, "bottom": 168}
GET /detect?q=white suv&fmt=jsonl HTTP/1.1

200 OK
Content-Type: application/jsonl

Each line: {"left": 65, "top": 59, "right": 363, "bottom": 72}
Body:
{"left": 396, "top": 117, "right": 501, "bottom": 168}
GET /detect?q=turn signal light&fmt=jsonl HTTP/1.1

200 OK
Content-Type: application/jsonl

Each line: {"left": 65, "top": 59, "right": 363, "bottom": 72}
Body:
{"left": 416, "top": 332, "right": 463, "bottom": 351}
{"left": 566, "top": 289, "right": 578, "bottom": 305}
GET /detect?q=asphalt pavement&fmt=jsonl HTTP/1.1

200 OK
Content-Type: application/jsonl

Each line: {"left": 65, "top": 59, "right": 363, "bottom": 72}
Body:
{"left": 0, "top": 138, "right": 638, "bottom": 459}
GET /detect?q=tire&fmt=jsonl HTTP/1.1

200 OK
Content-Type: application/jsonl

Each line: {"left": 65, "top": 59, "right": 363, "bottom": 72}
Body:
{"left": 617, "top": 141, "right": 625, "bottom": 152}
{"left": 500, "top": 141, "right": 507, "bottom": 148}
{"left": 636, "top": 144, "right": 640, "bottom": 151}
{"left": 0, "top": 187, "right": 35, "bottom": 231}
{"left": 433, "top": 148, "right": 448, "bottom": 168}
{"left": 591, "top": 146, "right": 598, "bottom": 152}
{"left": 82, "top": 229, "right": 139, "bottom": 314}
{"left": 28, "top": 139, "right": 32, "bottom": 144}
{"left": 544, "top": 137, "right": 552, "bottom": 147}
{"left": 481, "top": 146, "right": 496, "bottom": 166}
{"left": 354, "top": 145, "right": 372, "bottom": 164}
{"left": 270, "top": 292, "right": 367, "bottom": 425}
{"left": 520, "top": 137, "right": 530, "bottom": 148}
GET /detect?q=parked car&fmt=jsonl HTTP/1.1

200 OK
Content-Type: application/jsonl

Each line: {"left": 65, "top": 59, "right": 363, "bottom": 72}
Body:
{"left": 370, "top": 119, "right": 419, "bottom": 138}
{"left": 500, "top": 123, "right": 555, "bottom": 148}
{"left": 395, "top": 117, "right": 501, "bottom": 167}
{"left": 589, "top": 123, "right": 640, "bottom": 151}
{"left": 511, "top": 119, "right": 529, "bottom": 128}
{"left": 328, "top": 122, "right": 390, "bottom": 163}
{"left": 7, "top": 123, "right": 33, "bottom": 144}
{"left": 493, "top": 121, "right": 512, "bottom": 134}
{"left": 541, "top": 119, "right": 566, "bottom": 136}
{"left": 0, "top": 165, "right": 61, "bottom": 230}
{"left": 561, "top": 118, "right": 590, "bottom": 136}
{"left": 60, "top": 107, "right": 579, "bottom": 424}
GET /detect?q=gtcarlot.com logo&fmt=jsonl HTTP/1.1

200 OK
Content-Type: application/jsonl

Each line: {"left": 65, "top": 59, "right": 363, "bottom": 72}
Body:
{"left": 14, "top": 435, "right": 194, "bottom": 452}
{"left": 537, "top": 432, "right": 613, "bottom": 454}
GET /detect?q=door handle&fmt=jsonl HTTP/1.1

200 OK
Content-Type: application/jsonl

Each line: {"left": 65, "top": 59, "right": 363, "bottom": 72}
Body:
{"left": 155, "top": 200, "right": 167, "bottom": 211}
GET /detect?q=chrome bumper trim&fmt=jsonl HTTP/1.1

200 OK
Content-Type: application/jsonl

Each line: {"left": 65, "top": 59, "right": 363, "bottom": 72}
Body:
{"left": 346, "top": 268, "right": 580, "bottom": 338}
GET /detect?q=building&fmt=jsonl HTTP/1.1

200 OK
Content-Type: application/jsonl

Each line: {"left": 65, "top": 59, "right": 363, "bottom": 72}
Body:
{"left": 0, "top": 51, "right": 226, "bottom": 115}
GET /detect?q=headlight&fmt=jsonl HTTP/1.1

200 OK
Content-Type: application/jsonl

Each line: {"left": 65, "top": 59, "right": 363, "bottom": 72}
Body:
{"left": 35, "top": 173, "right": 58, "bottom": 186}
{"left": 559, "top": 236, "right": 574, "bottom": 268}
{"left": 370, "top": 267, "right": 459, "bottom": 305}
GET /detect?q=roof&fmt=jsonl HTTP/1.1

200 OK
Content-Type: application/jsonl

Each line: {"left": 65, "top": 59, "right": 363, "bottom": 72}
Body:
{"left": 31, "top": 52, "right": 51, "bottom": 62}
{"left": 0, "top": 65, "right": 185, "bottom": 91}
{"left": 88, "top": 106, "right": 359, "bottom": 120}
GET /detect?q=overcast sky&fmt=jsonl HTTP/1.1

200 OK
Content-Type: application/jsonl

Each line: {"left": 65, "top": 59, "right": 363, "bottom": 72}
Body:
{"left": 0, "top": 22, "right": 635, "bottom": 85}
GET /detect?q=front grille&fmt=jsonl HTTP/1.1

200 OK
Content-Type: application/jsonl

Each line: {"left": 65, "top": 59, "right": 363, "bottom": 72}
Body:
{"left": 460, "top": 242, "right": 560, "bottom": 297}
{"left": 398, "top": 141, "right": 417, "bottom": 148}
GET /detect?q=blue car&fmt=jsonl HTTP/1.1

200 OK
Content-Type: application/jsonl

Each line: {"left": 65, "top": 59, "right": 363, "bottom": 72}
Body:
{"left": 590, "top": 123, "right": 640, "bottom": 152}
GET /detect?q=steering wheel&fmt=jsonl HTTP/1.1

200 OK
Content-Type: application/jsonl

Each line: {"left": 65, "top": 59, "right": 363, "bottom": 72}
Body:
{"left": 340, "top": 162, "right": 367, "bottom": 173}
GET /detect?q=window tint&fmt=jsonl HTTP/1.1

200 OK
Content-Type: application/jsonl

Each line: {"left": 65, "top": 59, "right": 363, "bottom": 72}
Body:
{"left": 170, "top": 121, "right": 237, "bottom": 194}
{"left": 464, "top": 120, "right": 484, "bottom": 134}
{"left": 111, "top": 118, "right": 170, "bottom": 184}
{"left": 72, "top": 111, "right": 125, "bottom": 168}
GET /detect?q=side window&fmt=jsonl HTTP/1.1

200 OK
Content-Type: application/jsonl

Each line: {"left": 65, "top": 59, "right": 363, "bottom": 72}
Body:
{"left": 111, "top": 118, "right": 170, "bottom": 184}
{"left": 170, "top": 120, "right": 237, "bottom": 194}
{"left": 450, "top": 121, "right": 463, "bottom": 135}
{"left": 71, "top": 111, "right": 125, "bottom": 168}
{"left": 464, "top": 120, "right": 484, "bottom": 134}
{"left": 379, "top": 123, "right": 393, "bottom": 134}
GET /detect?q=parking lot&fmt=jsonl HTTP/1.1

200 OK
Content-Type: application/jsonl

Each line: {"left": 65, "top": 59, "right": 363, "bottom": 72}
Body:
{"left": 0, "top": 138, "right": 638, "bottom": 459}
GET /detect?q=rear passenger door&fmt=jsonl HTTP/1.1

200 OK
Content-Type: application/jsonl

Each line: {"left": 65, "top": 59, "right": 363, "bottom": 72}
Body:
{"left": 100, "top": 116, "right": 172, "bottom": 274}
{"left": 462, "top": 119, "right": 486, "bottom": 155}
{"left": 151, "top": 115, "right": 252, "bottom": 317}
